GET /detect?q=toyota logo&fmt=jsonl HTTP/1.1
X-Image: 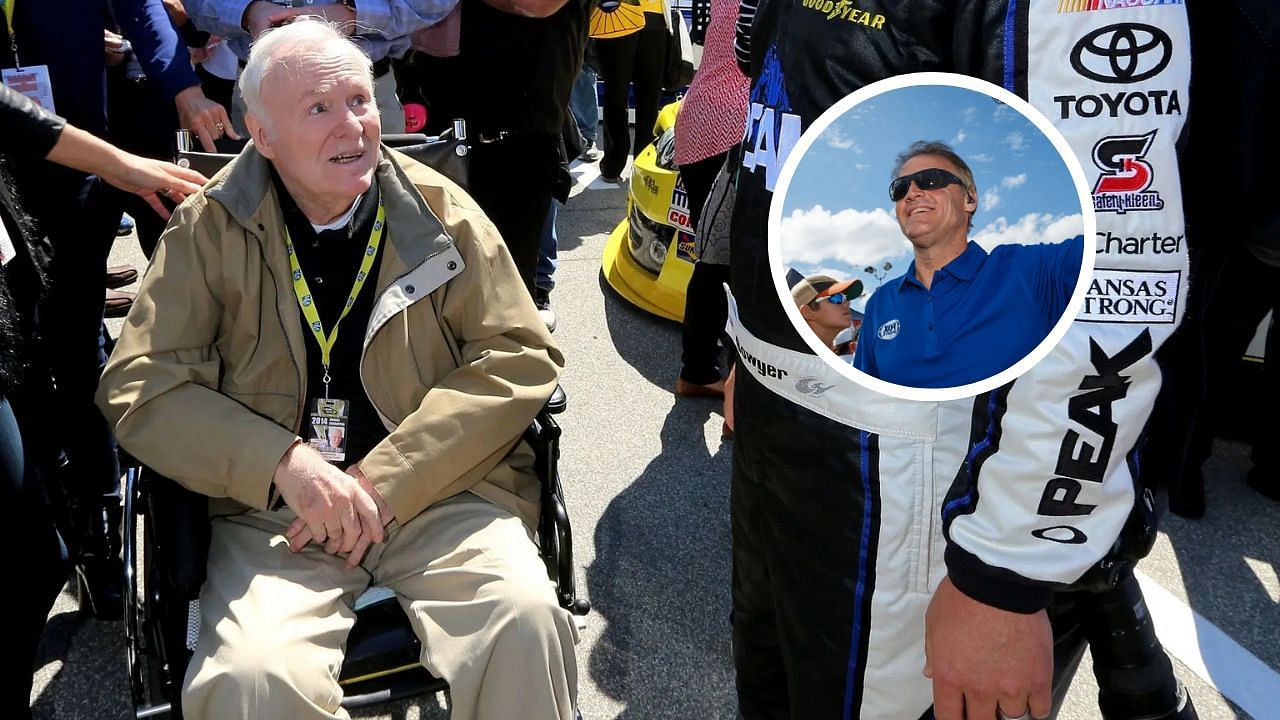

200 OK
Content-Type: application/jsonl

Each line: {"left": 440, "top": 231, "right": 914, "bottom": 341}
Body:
{"left": 1071, "top": 23, "right": 1171, "bottom": 84}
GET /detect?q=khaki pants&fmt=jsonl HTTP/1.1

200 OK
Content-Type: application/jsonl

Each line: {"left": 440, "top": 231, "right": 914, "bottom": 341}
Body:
{"left": 182, "top": 493, "right": 578, "bottom": 720}
{"left": 230, "top": 69, "right": 406, "bottom": 136}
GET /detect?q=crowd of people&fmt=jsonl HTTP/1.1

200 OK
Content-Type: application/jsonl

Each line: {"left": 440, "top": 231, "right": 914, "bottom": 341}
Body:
{"left": 0, "top": 0, "right": 1271, "bottom": 719}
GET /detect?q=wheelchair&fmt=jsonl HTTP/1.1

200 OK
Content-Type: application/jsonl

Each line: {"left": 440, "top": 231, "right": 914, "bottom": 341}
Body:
{"left": 121, "top": 126, "right": 590, "bottom": 719}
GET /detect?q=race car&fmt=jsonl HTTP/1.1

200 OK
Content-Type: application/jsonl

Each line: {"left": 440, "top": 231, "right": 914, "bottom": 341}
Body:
{"left": 601, "top": 101, "right": 696, "bottom": 322}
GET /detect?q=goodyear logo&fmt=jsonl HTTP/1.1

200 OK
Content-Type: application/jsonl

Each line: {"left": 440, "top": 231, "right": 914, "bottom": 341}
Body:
{"left": 798, "top": 0, "right": 886, "bottom": 28}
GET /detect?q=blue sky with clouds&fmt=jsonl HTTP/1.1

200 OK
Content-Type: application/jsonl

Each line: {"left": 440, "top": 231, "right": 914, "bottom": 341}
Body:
{"left": 778, "top": 84, "right": 1083, "bottom": 313}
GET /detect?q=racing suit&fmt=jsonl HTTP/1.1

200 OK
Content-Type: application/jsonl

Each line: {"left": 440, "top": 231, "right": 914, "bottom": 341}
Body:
{"left": 726, "top": 2, "right": 1191, "bottom": 718}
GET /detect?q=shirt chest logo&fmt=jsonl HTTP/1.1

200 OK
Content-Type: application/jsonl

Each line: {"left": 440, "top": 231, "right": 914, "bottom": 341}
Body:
{"left": 878, "top": 319, "right": 900, "bottom": 340}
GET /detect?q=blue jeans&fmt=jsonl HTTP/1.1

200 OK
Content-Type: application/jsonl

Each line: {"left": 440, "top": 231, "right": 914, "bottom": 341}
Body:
{"left": 570, "top": 64, "right": 599, "bottom": 144}
{"left": 538, "top": 200, "right": 559, "bottom": 291}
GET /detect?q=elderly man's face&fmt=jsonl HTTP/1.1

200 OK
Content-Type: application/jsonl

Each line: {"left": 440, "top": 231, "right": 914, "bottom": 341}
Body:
{"left": 251, "top": 47, "right": 380, "bottom": 210}
{"left": 893, "top": 154, "right": 974, "bottom": 251}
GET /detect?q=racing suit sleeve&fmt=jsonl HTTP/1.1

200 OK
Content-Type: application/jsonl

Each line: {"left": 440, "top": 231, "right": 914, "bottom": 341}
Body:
{"left": 112, "top": 0, "right": 203, "bottom": 101}
{"left": 939, "top": 2, "right": 1191, "bottom": 614}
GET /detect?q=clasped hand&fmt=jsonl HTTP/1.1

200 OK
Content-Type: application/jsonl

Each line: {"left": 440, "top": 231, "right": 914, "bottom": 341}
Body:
{"left": 271, "top": 443, "right": 394, "bottom": 569}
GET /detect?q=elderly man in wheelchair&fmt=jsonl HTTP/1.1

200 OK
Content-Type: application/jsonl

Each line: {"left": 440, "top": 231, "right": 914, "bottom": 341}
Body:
{"left": 97, "top": 19, "right": 581, "bottom": 720}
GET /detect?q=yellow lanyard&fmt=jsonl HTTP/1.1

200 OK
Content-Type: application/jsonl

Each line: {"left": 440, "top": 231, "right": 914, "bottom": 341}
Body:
{"left": 1, "top": 0, "right": 19, "bottom": 67}
{"left": 284, "top": 198, "right": 386, "bottom": 397}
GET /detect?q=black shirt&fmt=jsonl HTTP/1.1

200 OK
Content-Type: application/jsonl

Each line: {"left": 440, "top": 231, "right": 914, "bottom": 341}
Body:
{"left": 271, "top": 169, "right": 388, "bottom": 468}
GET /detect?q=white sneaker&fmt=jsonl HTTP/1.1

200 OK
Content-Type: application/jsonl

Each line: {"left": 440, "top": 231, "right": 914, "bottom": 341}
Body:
{"left": 535, "top": 287, "right": 557, "bottom": 333}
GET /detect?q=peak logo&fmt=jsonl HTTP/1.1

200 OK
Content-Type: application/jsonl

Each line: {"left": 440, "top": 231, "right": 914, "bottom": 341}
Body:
{"left": 1071, "top": 24, "right": 1171, "bottom": 84}
{"left": 1091, "top": 130, "right": 1164, "bottom": 214}
{"left": 1058, "top": 0, "right": 1183, "bottom": 12}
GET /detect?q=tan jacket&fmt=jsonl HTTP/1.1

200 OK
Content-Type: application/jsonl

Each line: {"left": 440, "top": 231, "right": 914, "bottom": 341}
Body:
{"left": 97, "top": 145, "right": 563, "bottom": 529}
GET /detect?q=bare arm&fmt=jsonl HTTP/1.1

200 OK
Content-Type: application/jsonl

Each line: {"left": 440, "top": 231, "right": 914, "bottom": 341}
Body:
{"left": 44, "top": 124, "right": 207, "bottom": 219}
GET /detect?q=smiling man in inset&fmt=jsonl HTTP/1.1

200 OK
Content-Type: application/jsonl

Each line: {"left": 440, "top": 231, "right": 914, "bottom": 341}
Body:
{"left": 854, "top": 140, "right": 1083, "bottom": 389}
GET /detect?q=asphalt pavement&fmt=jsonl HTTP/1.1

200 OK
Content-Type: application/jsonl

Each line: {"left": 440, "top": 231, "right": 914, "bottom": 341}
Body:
{"left": 30, "top": 162, "right": 1279, "bottom": 720}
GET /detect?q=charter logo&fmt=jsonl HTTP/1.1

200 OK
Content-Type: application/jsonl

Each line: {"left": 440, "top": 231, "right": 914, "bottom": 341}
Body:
{"left": 877, "top": 319, "right": 900, "bottom": 340}
{"left": 1058, "top": 0, "right": 1183, "bottom": 12}
{"left": 1079, "top": 269, "right": 1179, "bottom": 324}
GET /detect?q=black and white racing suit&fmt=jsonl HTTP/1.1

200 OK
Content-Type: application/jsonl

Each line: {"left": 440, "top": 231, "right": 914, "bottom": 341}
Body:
{"left": 726, "top": 2, "right": 1191, "bottom": 718}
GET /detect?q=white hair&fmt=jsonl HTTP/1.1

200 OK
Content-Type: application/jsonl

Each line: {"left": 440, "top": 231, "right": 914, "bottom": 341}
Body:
{"left": 239, "top": 18, "right": 373, "bottom": 129}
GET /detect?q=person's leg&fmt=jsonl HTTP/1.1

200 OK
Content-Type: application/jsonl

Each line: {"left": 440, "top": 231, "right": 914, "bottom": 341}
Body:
{"left": 466, "top": 134, "right": 559, "bottom": 296}
{"left": 535, "top": 200, "right": 560, "bottom": 331}
{"left": 538, "top": 199, "right": 559, "bottom": 293}
{"left": 680, "top": 262, "right": 731, "bottom": 386}
{"left": 36, "top": 171, "right": 123, "bottom": 615}
{"left": 677, "top": 153, "right": 731, "bottom": 387}
{"left": 1169, "top": 244, "right": 1274, "bottom": 515}
{"left": 570, "top": 63, "right": 599, "bottom": 145}
{"left": 0, "top": 398, "right": 69, "bottom": 720}
{"left": 378, "top": 493, "right": 579, "bottom": 720}
{"left": 596, "top": 33, "right": 640, "bottom": 179}
{"left": 1247, "top": 268, "right": 1280, "bottom": 499}
{"left": 374, "top": 70, "right": 407, "bottom": 134}
{"left": 629, "top": 15, "right": 669, "bottom": 157}
{"left": 182, "top": 509, "right": 371, "bottom": 720}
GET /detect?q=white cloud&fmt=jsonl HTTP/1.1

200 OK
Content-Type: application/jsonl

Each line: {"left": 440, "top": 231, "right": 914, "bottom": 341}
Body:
{"left": 969, "top": 153, "right": 994, "bottom": 163}
{"left": 972, "top": 212, "right": 1084, "bottom": 250}
{"left": 982, "top": 188, "right": 1001, "bottom": 210}
{"left": 779, "top": 205, "right": 910, "bottom": 267}
{"left": 962, "top": 106, "right": 978, "bottom": 124}
{"left": 993, "top": 104, "right": 1018, "bottom": 122}
{"left": 1001, "top": 173, "right": 1027, "bottom": 189}
{"left": 1005, "top": 131, "right": 1026, "bottom": 152}
{"left": 951, "top": 128, "right": 967, "bottom": 145}
{"left": 824, "top": 125, "right": 861, "bottom": 153}
{"left": 854, "top": 162, "right": 871, "bottom": 171}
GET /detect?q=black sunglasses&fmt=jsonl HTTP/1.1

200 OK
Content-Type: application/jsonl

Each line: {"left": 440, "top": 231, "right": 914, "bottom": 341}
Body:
{"left": 889, "top": 168, "right": 967, "bottom": 202}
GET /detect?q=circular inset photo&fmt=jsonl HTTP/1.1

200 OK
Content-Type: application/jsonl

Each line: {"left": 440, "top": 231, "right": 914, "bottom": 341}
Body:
{"left": 770, "top": 73, "right": 1095, "bottom": 402}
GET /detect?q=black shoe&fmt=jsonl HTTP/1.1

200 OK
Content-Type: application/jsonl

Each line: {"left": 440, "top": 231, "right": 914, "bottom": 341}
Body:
{"left": 106, "top": 264, "right": 138, "bottom": 290}
{"left": 534, "top": 286, "right": 557, "bottom": 333}
{"left": 579, "top": 141, "right": 603, "bottom": 162}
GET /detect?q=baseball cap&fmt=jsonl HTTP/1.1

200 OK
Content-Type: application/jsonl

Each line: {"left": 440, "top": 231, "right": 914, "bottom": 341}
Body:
{"left": 791, "top": 274, "right": 865, "bottom": 307}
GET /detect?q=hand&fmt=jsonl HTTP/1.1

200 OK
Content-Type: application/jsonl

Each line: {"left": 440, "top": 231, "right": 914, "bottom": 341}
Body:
{"left": 97, "top": 153, "right": 208, "bottom": 220}
{"left": 104, "top": 29, "right": 129, "bottom": 66}
{"left": 275, "top": 447, "right": 389, "bottom": 569}
{"left": 924, "top": 577, "right": 1052, "bottom": 720}
{"left": 175, "top": 86, "right": 240, "bottom": 152}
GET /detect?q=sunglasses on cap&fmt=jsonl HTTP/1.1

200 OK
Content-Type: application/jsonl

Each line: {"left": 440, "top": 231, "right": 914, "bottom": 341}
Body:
{"left": 889, "top": 168, "right": 967, "bottom": 202}
{"left": 815, "top": 292, "right": 849, "bottom": 306}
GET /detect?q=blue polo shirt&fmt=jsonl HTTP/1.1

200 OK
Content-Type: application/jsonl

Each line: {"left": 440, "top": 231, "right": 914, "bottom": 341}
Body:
{"left": 854, "top": 238, "right": 1083, "bottom": 389}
